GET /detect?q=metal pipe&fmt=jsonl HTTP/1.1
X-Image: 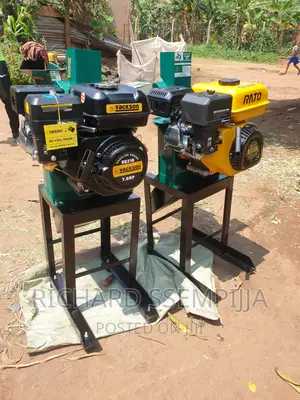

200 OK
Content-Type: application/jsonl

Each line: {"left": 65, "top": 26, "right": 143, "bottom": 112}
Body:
{"left": 235, "top": 126, "right": 241, "bottom": 153}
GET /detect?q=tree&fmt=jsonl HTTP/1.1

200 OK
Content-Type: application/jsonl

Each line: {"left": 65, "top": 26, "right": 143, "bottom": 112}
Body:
{"left": 131, "top": 0, "right": 300, "bottom": 49}
{"left": 268, "top": 0, "right": 300, "bottom": 45}
{"left": 201, "top": 0, "right": 234, "bottom": 44}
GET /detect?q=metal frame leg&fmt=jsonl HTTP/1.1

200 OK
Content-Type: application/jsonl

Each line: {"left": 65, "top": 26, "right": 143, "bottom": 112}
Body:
{"left": 180, "top": 199, "right": 194, "bottom": 274}
{"left": 221, "top": 177, "right": 234, "bottom": 246}
{"left": 144, "top": 180, "right": 154, "bottom": 249}
{"left": 60, "top": 215, "right": 98, "bottom": 351}
{"left": 101, "top": 217, "right": 111, "bottom": 260}
{"left": 39, "top": 191, "right": 56, "bottom": 279}
{"left": 61, "top": 215, "right": 76, "bottom": 310}
{"left": 128, "top": 197, "right": 140, "bottom": 278}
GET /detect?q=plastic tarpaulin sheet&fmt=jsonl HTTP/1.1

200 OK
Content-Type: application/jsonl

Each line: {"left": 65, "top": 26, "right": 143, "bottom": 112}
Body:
{"left": 117, "top": 35, "right": 186, "bottom": 84}
{"left": 19, "top": 233, "right": 219, "bottom": 353}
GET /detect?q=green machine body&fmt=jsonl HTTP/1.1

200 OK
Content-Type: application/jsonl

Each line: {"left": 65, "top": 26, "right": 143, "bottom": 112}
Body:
{"left": 22, "top": 48, "right": 102, "bottom": 93}
{"left": 43, "top": 169, "right": 93, "bottom": 207}
{"left": 24, "top": 61, "right": 64, "bottom": 87}
{"left": 153, "top": 51, "right": 192, "bottom": 89}
{"left": 154, "top": 117, "right": 196, "bottom": 189}
{"left": 66, "top": 48, "right": 102, "bottom": 88}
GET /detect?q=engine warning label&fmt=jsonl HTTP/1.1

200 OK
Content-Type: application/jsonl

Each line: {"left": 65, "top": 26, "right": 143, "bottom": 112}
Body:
{"left": 44, "top": 123, "right": 78, "bottom": 151}
{"left": 113, "top": 161, "right": 143, "bottom": 178}
{"left": 24, "top": 102, "right": 30, "bottom": 114}
{"left": 41, "top": 104, "right": 73, "bottom": 112}
{"left": 246, "top": 141, "right": 260, "bottom": 160}
{"left": 106, "top": 103, "right": 142, "bottom": 114}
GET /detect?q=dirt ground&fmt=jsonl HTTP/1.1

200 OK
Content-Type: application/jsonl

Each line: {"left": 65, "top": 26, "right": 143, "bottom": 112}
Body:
{"left": 0, "top": 57, "right": 300, "bottom": 400}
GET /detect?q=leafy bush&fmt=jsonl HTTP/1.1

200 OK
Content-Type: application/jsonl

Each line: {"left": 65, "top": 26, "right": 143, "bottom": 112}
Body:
{"left": 241, "top": 28, "right": 279, "bottom": 53}
{"left": 0, "top": 40, "right": 31, "bottom": 85}
{"left": 4, "top": 5, "right": 38, "bottom": 43}
{"left": 217, "top": 24, "right": 237, "bottom": 49}
{"left": 0, "top": 5, "right": 38, "bottom": 85}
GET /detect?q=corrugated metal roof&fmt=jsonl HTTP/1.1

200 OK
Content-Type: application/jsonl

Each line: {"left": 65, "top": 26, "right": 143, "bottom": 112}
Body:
{"left": 34, "top": 16, "right": 131, "bottom": 58}
{"left": 35, "top": 17, "right": 65, "bottom": 53}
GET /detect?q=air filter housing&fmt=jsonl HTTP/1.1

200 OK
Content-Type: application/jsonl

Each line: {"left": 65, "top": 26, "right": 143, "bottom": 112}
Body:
{"left": 70, "top": 83, "right": 150, "bottom": 130}
{"left": 148, "top": 86, "right": 193, "bottom": 118}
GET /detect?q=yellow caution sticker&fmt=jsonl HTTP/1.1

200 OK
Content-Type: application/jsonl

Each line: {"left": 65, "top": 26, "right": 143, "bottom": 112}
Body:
{"left": 41, "top": 104, "right": 73, "bottom": 109}
{"left": 67, "top": 56, "right": 72, "bottom": 79}
{"left": 44, "top": 123, "right": 78, "bottom": 151}
{"left": 106, "top": 103, "right": 142, "bottom": 114}
{"left": 24, "top": 102, "right": 30, "bottom": 114}
{"left": 113, "top": 161, "right": 143, "bottom": 178}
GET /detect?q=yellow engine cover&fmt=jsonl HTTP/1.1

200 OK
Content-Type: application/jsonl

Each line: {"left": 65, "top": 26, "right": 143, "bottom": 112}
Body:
{"left": 47, "top": 51, "right": 57, "bottom": 64}
{"left": 192, "top": 79, "right": 269, "bottom": 123}
{"left": 200, "top": 122, "right": 247, "bottom": 176}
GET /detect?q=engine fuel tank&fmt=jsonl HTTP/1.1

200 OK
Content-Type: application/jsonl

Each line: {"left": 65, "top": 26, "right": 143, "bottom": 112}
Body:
{"left": 192, "top": 78, "right": 269, "bottom": 122}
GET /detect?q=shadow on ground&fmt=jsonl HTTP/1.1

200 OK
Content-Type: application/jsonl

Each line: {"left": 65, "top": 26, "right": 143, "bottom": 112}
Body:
{"left": 253, "top": 98, "right": 300, "bottom": 150}
{"left": 0, "top": 136, "right": 19, "bottom": 146}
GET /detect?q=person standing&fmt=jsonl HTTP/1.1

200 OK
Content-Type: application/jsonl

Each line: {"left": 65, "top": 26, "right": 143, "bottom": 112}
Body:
{"left": 0, "top": 13, "right": 19, "bottom": 142}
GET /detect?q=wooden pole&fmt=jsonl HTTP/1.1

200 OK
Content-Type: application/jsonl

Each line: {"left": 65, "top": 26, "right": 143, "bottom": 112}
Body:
{"left": 132, "top": 41, "right": 142, "bottom": 65}
{"left": 64, "top": 0, "right": 71, "bottom": 49}
{"left": 171, "top": 18, "right": 175, "bottom": 42}
{"left": 296, "top": 24, "right": 300, "bottom": 43}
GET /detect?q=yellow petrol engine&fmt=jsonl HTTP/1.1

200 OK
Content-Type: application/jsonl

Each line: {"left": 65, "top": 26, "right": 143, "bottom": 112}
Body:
{"left": 191, "top": 78, "right": 269, "bottom": 176}
{"left": 147, "top": 77, "right": 269, "bottom": 188}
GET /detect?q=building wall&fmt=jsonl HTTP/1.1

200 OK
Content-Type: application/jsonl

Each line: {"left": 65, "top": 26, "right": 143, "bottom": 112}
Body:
{"left": 108, "top": 0, "right": 132, "bottom": 44}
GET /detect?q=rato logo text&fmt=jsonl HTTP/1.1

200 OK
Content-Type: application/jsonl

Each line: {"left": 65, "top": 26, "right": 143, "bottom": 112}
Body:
{"left": 243, "top": 92, "right": 262, "bottom": 104}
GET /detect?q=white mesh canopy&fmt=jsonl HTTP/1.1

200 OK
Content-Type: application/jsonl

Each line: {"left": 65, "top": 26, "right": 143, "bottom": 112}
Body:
{"left": 117, "top": 35, "right": 186, "bottom": 84}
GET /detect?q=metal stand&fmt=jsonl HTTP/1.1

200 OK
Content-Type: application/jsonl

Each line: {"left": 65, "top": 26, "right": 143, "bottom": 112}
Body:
{"left": 144, "top": 173, "right": 255, "bottom": 279}
{"left": 39, "top": 185, "right": 159, "bottom": 352}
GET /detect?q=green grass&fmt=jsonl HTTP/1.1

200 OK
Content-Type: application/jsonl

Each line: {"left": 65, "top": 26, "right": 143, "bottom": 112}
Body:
{"left": 188, "top": 44, "right": 282, "bottom": 64}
